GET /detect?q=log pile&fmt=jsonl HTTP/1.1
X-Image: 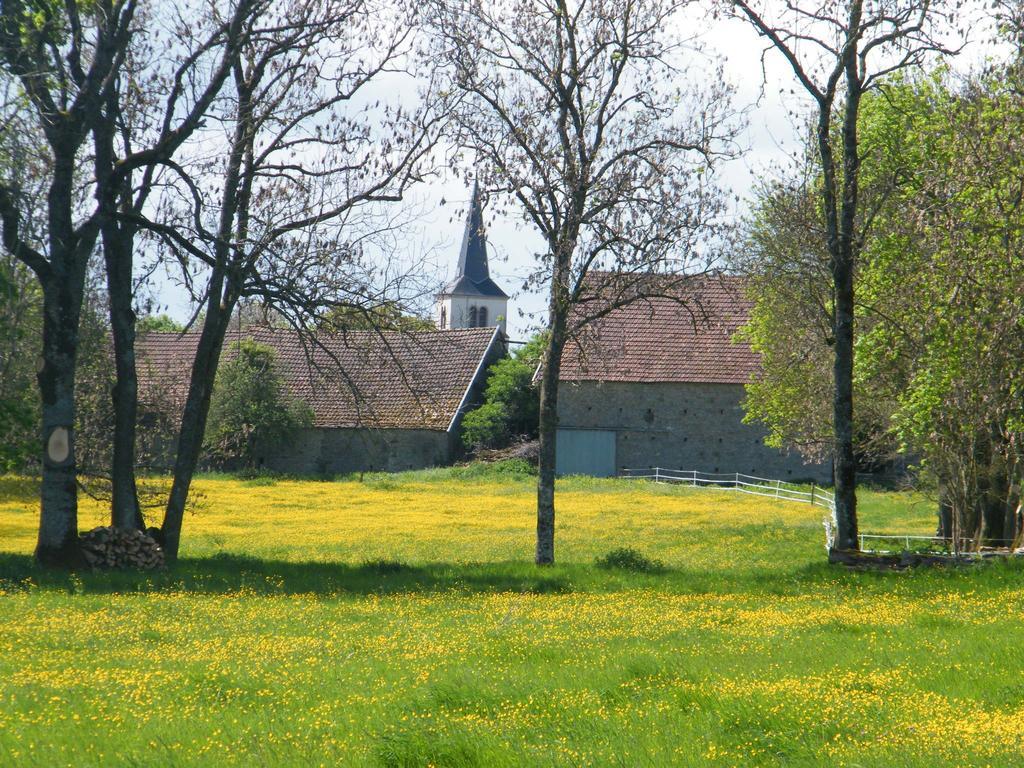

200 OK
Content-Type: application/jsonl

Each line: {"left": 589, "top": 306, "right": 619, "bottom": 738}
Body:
{"left": 80, "top": 527, "right": 165, "bottom": 570}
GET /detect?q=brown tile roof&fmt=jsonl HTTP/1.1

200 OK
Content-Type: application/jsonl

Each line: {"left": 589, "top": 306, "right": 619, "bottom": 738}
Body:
{"left": 559, "top": 273, "right": 758, "bottom": 385}
{"left": 137, "top": 326, "right": 500, "bottom": 431}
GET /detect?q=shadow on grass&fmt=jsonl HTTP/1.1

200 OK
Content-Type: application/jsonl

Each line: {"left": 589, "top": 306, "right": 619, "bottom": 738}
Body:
{"left": 4, "top": 535, "right": 1015, "bottom": 598}
{"left": 0, "top": 548, "right": 960, "bottom": 599}
{"left": 0, "top": 552, "right": 582, "bottom": 597}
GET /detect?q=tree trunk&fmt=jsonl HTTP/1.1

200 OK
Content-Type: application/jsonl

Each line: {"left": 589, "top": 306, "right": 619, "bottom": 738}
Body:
{"left": 104, "top": 233, "right": 144, "bottom": 531}
{"left": 936, "top": 480, "right": 953, "bottom": 540}
{"left": 95, "top": 99, "right": 145, "bottom": 532}
{"left": 830, "top": 12, "right": 863, "bottom": 552}
{"left": 34, "top": 145, "right": 92, "bottom": 567}
{"left": 35, "top": 276, "right": 84, "bottom": 566}
{"left": 161, "top": 63, "right": 253, "bottom": 563}
{"left": 536, "top": 277, "right": 569, "bottom": 566}
{"left": 831, "top": 260, "right": 858, "bottom": 549}
{"left": 160, "top": 305, "right": 234, "bottom": 561}
{"left": 980, "top": 458, "right": 1014, "bottom": 546}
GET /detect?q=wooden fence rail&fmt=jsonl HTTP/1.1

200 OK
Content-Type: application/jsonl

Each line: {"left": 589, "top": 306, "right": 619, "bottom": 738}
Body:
{"left": 619, "top": 467, "right": 838, "bottom": 549}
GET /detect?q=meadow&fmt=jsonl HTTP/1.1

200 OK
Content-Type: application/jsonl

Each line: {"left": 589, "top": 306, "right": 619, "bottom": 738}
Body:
{"left": 1, "top": 464, "right": 1023, "bottom": 767}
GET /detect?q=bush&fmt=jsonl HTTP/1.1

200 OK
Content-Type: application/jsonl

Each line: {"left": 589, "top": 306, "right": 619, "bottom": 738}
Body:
{"left": 460, "top": 334, "right": 544, "bottom": 451}
{"left": 137, "top": 314, "right": 185, "bottom": 333}
{"left": 451, "top": 458, "right": 536, "bottom": 479}
{"left": 0, "top": 259, "right": 40, "bottom": 472}
{"left": 595, "top": 547, "right": 665, "bottom": 573}
{"left": 204, "top": 341, "right": 313, "bottom": 469}
{"left": 459, "top": 402, "right": 509, "bottom": 449}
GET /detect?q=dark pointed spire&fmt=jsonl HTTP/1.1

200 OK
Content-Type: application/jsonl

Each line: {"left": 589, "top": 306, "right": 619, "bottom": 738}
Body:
{"left": 442, "top": 182, "right": 509, "bottom": 298}
{"left": 458, "top": 181, "right": 490, "bottom": 282}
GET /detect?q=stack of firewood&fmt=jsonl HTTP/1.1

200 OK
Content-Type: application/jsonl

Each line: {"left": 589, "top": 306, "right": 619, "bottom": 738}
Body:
{"left": 80, "top": 526, "right": 165, "bottom": 570}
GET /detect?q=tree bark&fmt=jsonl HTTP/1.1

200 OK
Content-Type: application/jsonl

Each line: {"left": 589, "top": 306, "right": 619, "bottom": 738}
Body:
{"left": 827, "top": 0, "right": 863, "bottom": 551}
{"left": 536, "top": 265, "right": 570, "bottom": 565}
{"left": 979, "top": 452, "right": 1014, "bottom": 546}
{"left": 95, "top": 101, "right": 144, "bottom": 531}
{"left": 103, "top": 227, "right": 144, "bottom": 530}
{"left": 817, "top": 108, "right": 859, "bottom": 550}
{"left": 35, "top": 150, "right": 91, "bottom": 565}
{"left": 936, "top": 481, "right": 953, "bottom": 540}
{"left": 161, "top": 303, "right": 235, "bottom": 561}
{"left": 36, "top": 282, "right": 84, "bottom": 566}
{"left": 831, "top": 253, "right": 858, "bottom": 549}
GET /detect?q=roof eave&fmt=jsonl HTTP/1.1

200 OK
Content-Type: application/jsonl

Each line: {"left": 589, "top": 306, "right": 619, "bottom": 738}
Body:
{"left": 447, "top": 325, "right": 503, "bottom": 433}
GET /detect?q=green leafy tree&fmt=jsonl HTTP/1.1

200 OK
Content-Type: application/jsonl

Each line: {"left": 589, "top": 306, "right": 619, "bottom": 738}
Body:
{"left": 856, "top": 64, "right": 1024, "bottom": 548}
{"left": 137, "top": 314, "right": 185, "bottom": 333}
{"left": 731, "top": 0, "right": 956, "bottom": 553}
{"left": 737, "top": 76, "right": 932, "bottom": 466}
{"left": 461, "top": 335, "right": 543, "bottom": 450}
{"left": 742, "top": 60, "right": 1024, "bottom": 549}
{"left": 460, "top": 402, "right": 510, "bottom": 450}
{"left": 0, "top": 256, "right": 40, "bottom": 471}
{"left": 203, "top": 342, "right": 313, "bottom": 470}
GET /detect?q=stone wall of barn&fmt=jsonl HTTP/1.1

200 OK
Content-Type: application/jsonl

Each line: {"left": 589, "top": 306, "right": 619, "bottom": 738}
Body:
{"left": 557, "top": 380, "right": 830, "bottom": 482}
{"left": 260, "top": 427, "right": 454, "bottom": 476}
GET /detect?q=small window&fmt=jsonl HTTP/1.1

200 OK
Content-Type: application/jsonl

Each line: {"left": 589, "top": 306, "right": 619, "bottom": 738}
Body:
{"left": 468, "top": 306, "right": 478, "bottom": 327}
{"left": 478, "top": 306, "right": 488, "bottom": 327}
{"left": 440, "top": 306, "right": 447, "bottom": 329}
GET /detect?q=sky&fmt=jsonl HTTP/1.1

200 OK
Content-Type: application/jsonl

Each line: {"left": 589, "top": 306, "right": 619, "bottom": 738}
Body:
{"left": 151, "top": 4, "right": 994, "bottom": 343}
{"left": 405, "top": 10, "right": 810, "bottom": 342}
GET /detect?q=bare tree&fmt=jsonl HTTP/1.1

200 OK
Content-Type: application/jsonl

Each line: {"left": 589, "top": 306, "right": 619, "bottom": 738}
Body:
{"left": 0, "top": 0, "right": 258, "bottom": 565}
{"left": 141, "top": 0, "right": 444, "bottom": 561}
{"left": 728, "top": 0, "right": 958, "bottom": 552}
{"left": 429, "top": 0, "right": 737, "bottom": 564}
{"left": 93, "top": 0, "right": 257, "bottom": 532}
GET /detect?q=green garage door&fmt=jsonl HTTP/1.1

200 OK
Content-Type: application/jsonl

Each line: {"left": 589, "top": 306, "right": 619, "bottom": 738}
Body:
{"left": 556, "top": 429, "right": 617, "bottom": 477}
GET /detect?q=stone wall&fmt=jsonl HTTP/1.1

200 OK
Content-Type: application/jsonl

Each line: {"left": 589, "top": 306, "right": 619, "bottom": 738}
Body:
{"left": 557, "top": 380, "right": 830, "bottom": 482}
{"left": 261, "top": 427, "right": 454, "bottom": 476}
{"left": 246, "top": 331, "right": 505, "bottom": 476}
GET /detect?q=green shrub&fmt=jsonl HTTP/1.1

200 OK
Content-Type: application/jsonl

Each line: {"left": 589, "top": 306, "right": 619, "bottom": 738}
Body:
{"left": 595, "top": 547, "right": 665, "bottom": 573}
{"left": 451, "top": 458, "right": 536, "bottom": 479}
{"left": 460, "top": 334, "right": 544, "bottom": 450}
{"left": 0, "top": 259, "right": 40, "bottom": 472}
{"left": 459, "top": 402, "right": 510, "bottom": 449}
{"left": 204, "top": 341, "right": 313, "bottom": 469}
{"left": 137, "top": 314, "right": 185, "bottom": 333}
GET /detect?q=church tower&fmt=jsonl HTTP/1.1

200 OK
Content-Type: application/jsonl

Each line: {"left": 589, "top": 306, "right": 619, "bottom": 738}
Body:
{"left": 436, "top": 183, "right": 509, "bottom": 333}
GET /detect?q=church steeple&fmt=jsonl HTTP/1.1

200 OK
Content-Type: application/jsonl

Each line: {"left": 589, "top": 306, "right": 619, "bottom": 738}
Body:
{"left": 443, "top": 182, "right": 509, "bottom": 299}
{"left": 436, "top": 183, "right": 509, "bottom": 332}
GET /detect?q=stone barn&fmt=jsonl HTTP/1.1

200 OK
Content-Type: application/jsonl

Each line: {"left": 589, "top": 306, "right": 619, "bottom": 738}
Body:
{"left": 555, "top": 274, "right": 830, "bottom": 482}
{"left": 137, "top": 182, "right": 514, "bottom": 476}
{"left": 137, "top": 325, "right": 505, "bottom": 475}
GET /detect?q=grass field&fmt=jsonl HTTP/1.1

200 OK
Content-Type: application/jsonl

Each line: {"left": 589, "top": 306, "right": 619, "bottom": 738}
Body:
{"left": 1, "top": 465, "right": 1023, "bottom": 767}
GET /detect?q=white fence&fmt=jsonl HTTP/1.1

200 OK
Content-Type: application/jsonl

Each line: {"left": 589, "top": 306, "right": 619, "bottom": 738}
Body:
{"left": 619, "top": 467, "right": 838, "bottom": 549}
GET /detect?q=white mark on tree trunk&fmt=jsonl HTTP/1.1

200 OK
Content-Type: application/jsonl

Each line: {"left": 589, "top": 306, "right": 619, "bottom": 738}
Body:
{"left": 47, "top": 427, "right": 70, "bottom": 464}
